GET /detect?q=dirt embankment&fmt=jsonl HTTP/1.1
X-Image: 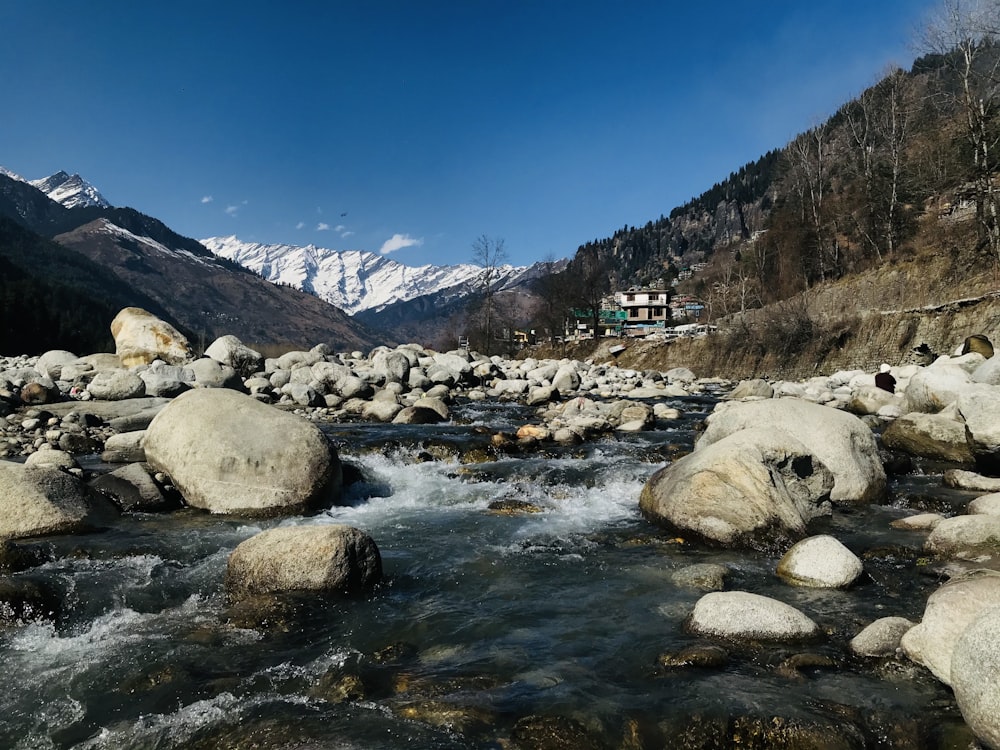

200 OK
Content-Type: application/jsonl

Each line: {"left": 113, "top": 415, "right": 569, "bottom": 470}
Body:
{"left": 525, "top": 253, "right": 1000, "bottom": 381}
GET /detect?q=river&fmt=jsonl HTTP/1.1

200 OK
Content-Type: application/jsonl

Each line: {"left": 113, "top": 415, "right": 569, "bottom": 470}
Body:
{"left": 0, "top": 395, "right": 974, "bottom": 748}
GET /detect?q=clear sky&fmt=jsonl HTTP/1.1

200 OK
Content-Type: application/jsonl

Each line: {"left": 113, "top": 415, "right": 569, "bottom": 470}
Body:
{"left": 2, "top": 1, "right": 937, "bottom": 267}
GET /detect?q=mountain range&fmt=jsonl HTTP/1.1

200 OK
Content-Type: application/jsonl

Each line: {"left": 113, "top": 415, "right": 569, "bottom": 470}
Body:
{"left": 201, "top": 235, "right": 557, "bottom": 316}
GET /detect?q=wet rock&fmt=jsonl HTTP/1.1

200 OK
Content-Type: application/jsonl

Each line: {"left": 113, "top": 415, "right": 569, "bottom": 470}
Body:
{"left": 776, "top": 535, "right": 863, "bottom": 588}
{"left": 394, "top": 700, "right": 496, "bottom": 735}
{"left": 686, "top": 591, "right": 820, "bottom": 642}
{"left": 640, "top": 428, "right": 834, "bottom": 549}
{"left": 0, "top": 540, "right": 46, "bottom": 574}
{"left": 901, "top": 571, "right": 1000, "bottom": 685}
{"left": 143, "top": 388, "right": 341, "bottom": 516}
{"left": 226, "top": 524, "right": 383, "bottom": 599}
{"left": 0, "top": 461, "right": 94, "bottom": 539}
{"left": 671, "top": 563, "right": 728, "bottom": 591}
{"left": 511, "top": 714, "right": 602, "bottom": 750}
{"left": 880, "top": 409, "right": 975, "bottom": 465}
{"left": 699, "top": 397, "right": 885, "bottom": 504}
{"left": 889, "top": 513, "right": 944, "bottom": 531}
{"left": 656, "top": 644, "right": 729, "bottom": 669}
{"left": 89, "top": 462, "right": 174, "bottom": 512}
{"left": 775, "top": 652, "right": 837, "bottom": 679}
{"left": 487, "top": 498, "right": 543, "bottom": 515}
{"left": 111, "top": 307, "right": 192, "bottom": 367}
{"left": 0, "top": 578, "right": 60, "bottom": 625}
{"left": 952, "top": 606, "right": 1000, "bottom": 750}
{"left": 925, "top": 514, "right": 1000, "bottom": 561}
{"left": 849, "top": 617, "right": 916, "bottom": 657}
{"left": 393, "top": 405, "right": 446, "bottom": 425}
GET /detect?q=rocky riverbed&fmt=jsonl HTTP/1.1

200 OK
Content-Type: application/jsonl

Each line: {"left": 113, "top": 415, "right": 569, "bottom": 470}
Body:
{"left": 2, "top": 307, "right": 1000, "bottom": 748}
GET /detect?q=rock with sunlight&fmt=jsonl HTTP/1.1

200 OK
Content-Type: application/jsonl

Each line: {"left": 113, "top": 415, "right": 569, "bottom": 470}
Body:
{"left": 226, "top": 525, "right": 383, "bottom": 599}
{"left": 952, "top": 606, "right": 1000, "bottom": 750}
{"left": 639, "top": 427, "right": 834, "bottom": 549}
{"left": 776, "top": 535, "right": 863, "bottom": 588}
{"left": 698, "top": 397, "right": 885, "bottom": 504}
{"left": 686, "top": 591, "right": 820, "bottom": 642}
{"left": 0, "top": 461, "right": 94, "bottom": 539}
{"left": 110, "top": 307, "right": 192, "bottom": 368}
{"left": 142, "top": 388, "right": 342, "bottom": 516}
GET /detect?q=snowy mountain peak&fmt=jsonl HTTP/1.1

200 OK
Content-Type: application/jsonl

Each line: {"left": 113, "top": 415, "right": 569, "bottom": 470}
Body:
{"left": 29, "top": 171, "right": 111, "bottom": 209}
{"left": 0, "top": 166, "right": 26, "bottom": 183}
{"left": 201, "top": 235, "right": 532, "bottom": 316}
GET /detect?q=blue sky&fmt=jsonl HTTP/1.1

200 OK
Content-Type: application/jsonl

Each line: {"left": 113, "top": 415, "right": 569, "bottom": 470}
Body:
{"left": 2, "top": 1, "right": 937, "bottom": 267}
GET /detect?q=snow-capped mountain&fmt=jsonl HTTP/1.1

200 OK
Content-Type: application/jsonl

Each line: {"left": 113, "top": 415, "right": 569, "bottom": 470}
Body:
{"left": 30, "top": 171, "right": 110, "bottom": 209}
{"left": 201, "top": 235, "right": 536, "bottom": 316}
{"left": 0, "top": 167, "right": 111, "bottom": 209}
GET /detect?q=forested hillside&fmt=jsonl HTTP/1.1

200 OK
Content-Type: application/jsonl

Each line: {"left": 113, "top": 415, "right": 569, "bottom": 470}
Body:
{"left": 544, "top": 10, "right": 1000, "bottom": 331}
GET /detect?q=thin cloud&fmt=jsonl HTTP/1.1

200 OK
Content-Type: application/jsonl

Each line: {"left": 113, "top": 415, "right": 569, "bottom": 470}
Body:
{"left": 317, "top": 222, "right": 331, "bottom": 231}
{"left": 225, "top": 204, "right": 239, "bottom": 216}
{"left": 296, "top": 221, "right": 305, "bottom": 230}
{"left": 335, "top": 224, "right": 346, "bottom": 233}
{"left": 201, "top": 195, "right": 213, "bottom": 204}
{"left": 341, "top": 230, "right": 355, "bottom": 238}
{"left": 379, "top": 233, "right": 423, "bottom": 255}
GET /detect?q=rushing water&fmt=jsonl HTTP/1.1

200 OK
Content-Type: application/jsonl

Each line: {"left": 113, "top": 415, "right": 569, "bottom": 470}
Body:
{"left": 0, "top": 396, "right": 975, "bottom": 748}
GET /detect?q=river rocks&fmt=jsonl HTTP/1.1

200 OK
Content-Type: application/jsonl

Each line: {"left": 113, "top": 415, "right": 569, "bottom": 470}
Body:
{"left": 671, "top": 563, "right": 729, "bottom": 591}
{"left": 143, "top": 388, "right": 342, "bottom": 516}
{"left": 87, "top": 369, "right": 146, "bottom": 401}
{"left": 699, "top": 398, "right": 885, "bottom": 504}
{"left": 900, "top": 572, "right": 1000, "bottom": 685}
{"left": 640, "top": 428, "right": 834, "bottom": 549}
{"left": 957, "top": 384, "right": 1000, "bottom": 464}
{"left": 849, "top": 616, "right": 915, "bottom": 657}
{"left": 880, "top": 408, "right": 975, "bottom": 465}
{"left": 90, "top": 462, "right": 172, "bottom": 512}
{"left": 902, "top": 364, "right": 973, "bottom": 414}
{"left": 925, "top": 514, "right": 1000, "bottom": 561}
{"left": 776, "top": 535, "right": 863, "bottom": 588}
{"left": 138, "top": 360, "right": 194, "bottom": 398}
{"left": 686, "top": 591, "right": 820, "bottom": 641}
{"left": 726, "top": 378, "right": 774, "bottom": 400}
{"left": 204, "top": 335, "right": 263, "bottom": 376}
{"left": 226, "top": 525, "right": 383, "bottom": 598}
{"left": 969, "top": 493, "right": 1000, "bottom": 515}
{"left": 187, "top": 358, "right": 244, "bottom": 390}
{"left": 0, "top": 461, "right": 94, "bottom": 539}
{"left": 944, "top": 469, "right": 1000, "bottom": 492}
{"left": 952, "top": 606, "right": 1000, "bottom": 749}
{"left": 111, "top": 307, "right": 192, "bottom": 367}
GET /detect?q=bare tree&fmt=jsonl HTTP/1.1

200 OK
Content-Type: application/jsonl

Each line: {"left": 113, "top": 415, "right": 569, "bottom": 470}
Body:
{"left": 923, "top": 0, "right": 1000, "bottom": 260}
{"left": 470, "top": 234, "right": 508, "bottom": 352}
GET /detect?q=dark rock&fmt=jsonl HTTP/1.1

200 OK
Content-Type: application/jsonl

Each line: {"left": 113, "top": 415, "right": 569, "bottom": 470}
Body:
{"left": 511, "top": 714, "right": 603, "bottom": 750}
{"left": 0, "top": 578, "right": 60, "bottom": 625}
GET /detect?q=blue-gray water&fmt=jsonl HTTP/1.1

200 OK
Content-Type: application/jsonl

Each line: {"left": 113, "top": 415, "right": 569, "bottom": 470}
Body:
{"left": 0, "top": 398, "right": 972, "bottom": 748}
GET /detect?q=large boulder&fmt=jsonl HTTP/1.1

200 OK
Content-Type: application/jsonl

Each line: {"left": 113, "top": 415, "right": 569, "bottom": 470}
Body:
{"left": 0, "top": 461, "right": 94, "bottom": 539}
{"left": 902, "top": 364, "right": 973, "bottom": 414}
{"left": 142, "top": 388, "right": 341, "bottom": 516}
{"left": 776, "top": 534, "right": 863, "bottom": 588}
{"left": 34, "top": 350, "right": 80, "bottom": 381}
{"left": 640, "top": 427, "right": 834, "bottom": 549}
{"left": 187, "top": 358, "right": 244, "bottom": 390}
{"left": 87, "top": 370, "right": 146, "bottom": 401}
{"left": 880, "top": 408, "right": 975, "bottom": 465}
{"left": 925, "top": 514, "right": 1000, "bottom": 561}
{"left": 952, "top": 606, "right": 1000, "bottom": 750}
{"left": 371, "top": 350, "right": 411, "bottom": 385}
{"left": 900, "top": 572, "right": 1000, "bottom": 685}
{"left": 849, "top": 616, "right": 916, "bottom": 657}
{"left": 204, "top": 335, "right": 263, "bottom": 376}
{"left": 111, "top": 307, "right": 192, "bottom": 367}
{"left": 138, "top": 360, "right": 194, "bottom": 398}
{"left": 957, "top": 384, "right": 1000, "bottom": 464}
{"left": 226, "top": 525, "right": 382, "bottom": 598}
{"left": 698, "top": 398, "right": 885, "bottom": 504}
{"left": 686, "top": 591, "right": 820, "bottom": 641}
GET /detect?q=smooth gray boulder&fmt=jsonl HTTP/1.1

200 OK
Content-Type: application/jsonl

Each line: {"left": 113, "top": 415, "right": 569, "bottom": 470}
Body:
{"left": 726, "top": 379, "right": 774, "bottom": 400}
{"left": 87, "top": 370, "right": 146, "bottom": 401}
{"left": 925, "top": 514, "right": 1000, "bottom": 561}
{"left": 902, "top": 364, "right": 973, "bottom": 414}
{"left": 687, "top": 591, "right": 819, "bottom": 641}
{"left": 371, "top": 350, "right": 411, "bottom": 385}
{"left": 776, "top": 534, "right": 863, "bottom": 588}
{"left": 24, "top": 448, "right": 78, "bottom": 471}
{"left": 34, "top": 350, "right": 79, "bottom": 381}
{"left": 952, "top": 606, "right": 1000, "bottom": 750}
{"left": 143, "top": 388, "right": 341, "bottom": 516}
{"left": 90, "top": 462, "right": 171, "bottom": 512}
{"left": 188, "top": 358, "right": 244, "bottom": 390}
{"left": 0, "top": 461, "right": 94, "bottom": 539}
{"left": 226, "top": 525, "right": 382, "bottom": 598}
{"left": 698, "top": 397, "right": 885, "bottom": 504}
{"left": 969, "top": 493, "right": 1000, "bottom": 515}
{"left": 204, "top": 335, "right": 263, "bottom": 375}
{"left": 881, "top": 408, "right": 975, "bottom": 465}
{"left": 901, "top": 573, "right": 1000, "bottom": 685}
{"left": 640, "top": 427, "right": 834, "bottom": 549}
{"left": 138, "top": 360, "right": 194, "bottom": 398}
{"left": 99, "top": 431, "right": 149, "bottom": 465}
{"left": 958, "top": 383, "right": 1000, "bottom": 461}
{"left": 849, "top": 616, "right": 916, "bottom": 657}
